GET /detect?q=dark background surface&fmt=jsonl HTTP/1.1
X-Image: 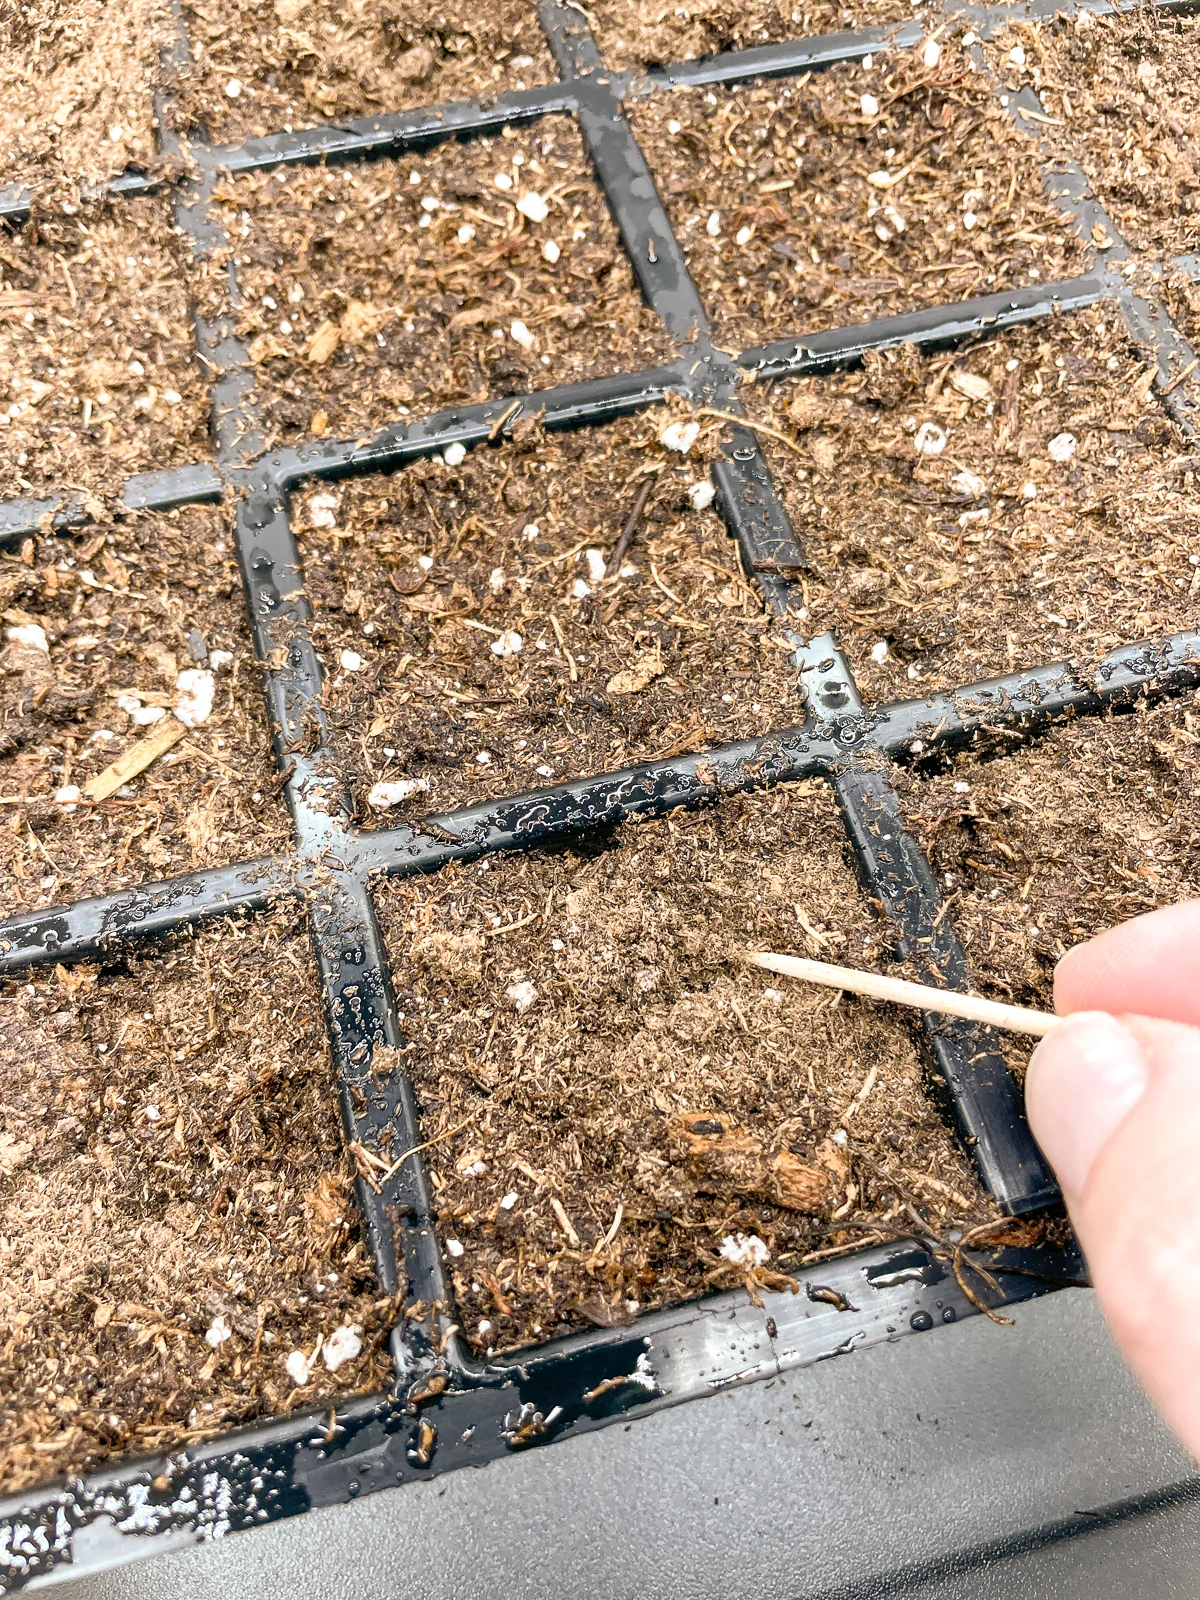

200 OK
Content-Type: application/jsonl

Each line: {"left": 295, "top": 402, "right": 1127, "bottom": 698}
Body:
{"left": 61, "top": 1289, "right": 1200, "bottom": 1599}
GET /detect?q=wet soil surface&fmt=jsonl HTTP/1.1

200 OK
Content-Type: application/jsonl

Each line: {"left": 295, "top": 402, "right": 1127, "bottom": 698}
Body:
{"left": 170, "top": 1, "right": 554, "bottom": 150}
{"left": 743, "top": 312, "right": 1199, "bottom": 704}
{"left": 899, "top": 693, "right": 1200, "bottom": 1075}
{"left": 0, "top": 913, "right": 393, "bottom": 1495}
{"left": 296, "top": 416, "right": 801, "bottom": 824}
{"left": 987, "top": 9, "right": 1200, "bottom": 263}
{"left": 0, "top": 505, "right": 289, "bottom": 916}
{"left": 0, "top": 201, "right": 212, "bottom": 504}
{"left": 628, "top": 38, "right": 1084, "bottom": 355}
{"left": 198, "top": 119, "right": 676, "bottom": 448}
{"left": 377, "top": 782, "right": 998, "bottom": 1356}
{"left": 0, "top": 0, "right": 172, "bottom": 197}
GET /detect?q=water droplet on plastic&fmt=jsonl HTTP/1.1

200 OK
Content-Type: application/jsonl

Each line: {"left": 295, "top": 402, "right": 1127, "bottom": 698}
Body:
{"left": 910, "top": 1310, "right": 934, "bottom": 1332}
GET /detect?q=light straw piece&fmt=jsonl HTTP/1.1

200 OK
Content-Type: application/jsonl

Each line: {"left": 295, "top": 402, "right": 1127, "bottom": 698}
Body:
{"left": 748, "top": 952, "right": 1059, "bottom": 1039}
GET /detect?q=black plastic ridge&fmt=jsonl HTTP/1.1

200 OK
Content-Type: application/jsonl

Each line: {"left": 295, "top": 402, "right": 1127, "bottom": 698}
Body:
{"left": 0, "top": 855, "right": 294, "bottom": 974}
{"left": 356, "top": 629, "right": 1200, "bottom": 881}
{"left": 0, "top": 275, "right": 1109, "bottom": 544}
{"left": 167, "top": 104, "right": 440, "bottom": 1316}
{"left": 738, "top": 273, "right": 1110, "bottom": 380}
{"left": 1, "top": 629, "right": 1193, "bottom": 987}
{"left": 990, "top": 79, "right": 1199, "bottom": 435}
{"left": 795, "top": 635, "right": 1054, "bottom": 1212}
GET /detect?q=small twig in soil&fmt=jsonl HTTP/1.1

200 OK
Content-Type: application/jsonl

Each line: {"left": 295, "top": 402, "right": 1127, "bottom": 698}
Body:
{"left": 747, "top": 952, "right": 1058, "bottom": 1038}
{"left": 604, "top": 479, "right": 654, "bottom": 579}
{"left": 488, "top": 399, "right": 523, "bottom": 442}
{"left": 380, "top": 1107, "right": 480, "bottom": 1183}
{"left": 694, "top": 408, "right": 807, "bottom": 458}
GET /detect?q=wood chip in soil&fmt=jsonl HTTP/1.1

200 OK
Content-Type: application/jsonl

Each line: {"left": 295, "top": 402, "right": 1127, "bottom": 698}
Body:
{"left": 196, "top": 120, "right": 676, "bottom": 448}
{"left": 377, "top": 783, "right": 1004, "bottom": 1357}
{"left": 742, "top": 312, "right": 1199, "bottom": 705}
{"left": 897, "top": 694, "right": 1200, "bottom": 1079}
{"left": 0, "top": 200, "right": 212, "bottom": 504}
{"left": 592, "top": 0, "right": 912, "bottom": 74}
{"left": 0, "top": 0, "right": 173, "bottom": 197}
{"left": 985, "top": 10, "right": 1200, "bottom": 262}
{"left": 0, "top": 913, "right": 393, "bottom": 1496}
{"left": 0, "top": 505, "right": 290, "bottom": 916}
{"left": 168, "top": 1, "right": 555, "bottom": 149}
{"left": 295, "top": 416, "right": 802, "bottom": 823}
{"left": 628, "top": 37, "right": 1083, "bottom": 355}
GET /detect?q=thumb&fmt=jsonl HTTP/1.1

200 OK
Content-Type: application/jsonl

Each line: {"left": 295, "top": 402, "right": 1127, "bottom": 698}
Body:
{"left": 1026, "top": 1011, "right": 1200, "bottom": 1460}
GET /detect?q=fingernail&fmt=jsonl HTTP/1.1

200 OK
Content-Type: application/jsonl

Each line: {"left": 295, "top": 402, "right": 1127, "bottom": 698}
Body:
{"left": 1026, "top": 1011, "right": 1149, "bottom": 1200}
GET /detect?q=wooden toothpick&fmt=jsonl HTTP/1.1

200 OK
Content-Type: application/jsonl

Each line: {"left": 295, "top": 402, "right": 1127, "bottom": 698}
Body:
{"left": 747, "top": 952, "right": 1059, "bottom": 1038}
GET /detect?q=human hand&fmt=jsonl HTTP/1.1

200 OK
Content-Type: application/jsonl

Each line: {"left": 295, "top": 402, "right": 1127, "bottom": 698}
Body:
{"left": 1025, "top": 901, "right": 1200, "bottom": 1459}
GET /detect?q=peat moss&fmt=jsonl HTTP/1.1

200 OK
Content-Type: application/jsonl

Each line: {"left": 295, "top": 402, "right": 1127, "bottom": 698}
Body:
{"left": 0, "top": 505, "right": 289, "bottom": 915}
{"left": 377, "top": 783, "right": 998, "bottom": 1355}
{"left": 0, "top": 914, "right": 392, "bottom": 1496}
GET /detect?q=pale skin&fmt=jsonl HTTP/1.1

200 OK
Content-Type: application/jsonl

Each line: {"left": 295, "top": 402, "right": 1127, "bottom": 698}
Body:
{"left": 1025, "top": 900, "right": 1200, "bottom": 1460}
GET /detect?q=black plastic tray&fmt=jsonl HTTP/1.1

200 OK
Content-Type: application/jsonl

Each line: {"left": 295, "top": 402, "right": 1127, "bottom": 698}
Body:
{"left": 1, "top": 0, "right": 1198, "bottom": 1586}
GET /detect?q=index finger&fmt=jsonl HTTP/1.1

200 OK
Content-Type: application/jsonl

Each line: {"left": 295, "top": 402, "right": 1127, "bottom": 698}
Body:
{"left": 1055, "top": 901, "right": 1200, "bottom": 1028}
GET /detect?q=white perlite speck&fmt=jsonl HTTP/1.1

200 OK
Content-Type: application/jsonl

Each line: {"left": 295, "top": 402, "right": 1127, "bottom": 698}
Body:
{"left": 950, "top": 469, "right": 986, "bottom": 499}
{"left": 5, "top": 623, "right": 48, "bottom": 653}
{"left": 922, "top": 37, "right": 941, "bottom": 67}
{"left": 205, "top": 1316, "right": 232, "bottom": 1348}
{"left": 446, "top": 1239, "right": 465, "bottom": 1258}
{"left": 572, "top": 578, "right": 591, "bottom": 599}
{"left": 507, "top": 980, "right": 537, "bottom": 1012}
{"left": 510, "top": 320, "right": 535, "bottom": 349}
{"left": 323, "top": 1324, "right": 363, "bottom": 1371}
{"left": 442, "top": 441, "right": 467, "bottom": 466}
{"left": 516, "top": 190, "right": 549, "bottom": 223}
{"left": 660, "top": 419, "right": 700, "bottom": 454}
{"left": 367, "top": 777, "right": 429, "bottom": 810}
{"left": 225, "top": 78, "right": 242, "bottom": 98}
{"left": 173, "top": 668, "right": 215, "bottom": 728}
{"left": 285, "top": 1350, "right": 311, "bottom": 1386}
{"left": 584, "top": 547, "right": 607, "bottom": 583}
{"left": 491, "top": 629, "right": 523, "bottom": 657}
{"left": 117, "top": 693, "right": 168, "bottom": 726}
{"left": 339, "top": 649, "right": 364, "bottom": 672}
{"left": 689, "top": 480, "right": 716, "bottom": 510}
{"left": 542, "top": 238, "right": 561, "bottom": 264}
{"left": 500, "top": 1191, "right": 518, "bottom": 1210}
{"left": 861, "top": 93, "right": 879, "bottom": 116}
{"left": 913, "top": 421, "right": 947, "bottom": 456}
{"left": 310, "top": 486, "right": 339, "bottom": 531}
{"left": 54, "top": 784, "right": 81, "bottom": 811}
{"left": 1048, "top": 432, "right": 1077, "bottom": 463}
{"left": 458, "top": 223, "right": 476, "bottom": 243}
{"left": 719, "top": 1233, "right": 770, "bottom": 1268}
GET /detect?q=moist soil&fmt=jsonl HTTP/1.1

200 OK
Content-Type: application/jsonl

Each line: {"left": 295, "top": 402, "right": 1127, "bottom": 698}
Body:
{"left": 377, "top": 782, "right": 1000, "bottom": 1357}
{"left": 295, "top": 416, "right": 801, "bottom": 823}
{"left": 592, "top": 0, "right": 914, "bottom": 74}
{"left": 0, "top": 912, "right": 393, "bottom": 1495}
{"left": 987, "top": 9, "right": 1200, "bottom": 263}
{"left": 197, "top": 119, "right": 676, "bottom": 449}
{"left": 0, "top": 0, "right": 172, "bottom": 197}
{"left": 169, "top": 1, "right": 555, "bottom": 150}
{"left": 0, "top": 200, "right": 211, "bottom": 504}
{"left": 898, "top": 692, "right": 1200, "bottom": 1077}
{"left": 628, "top": 37, "right": 1084, "bottom": 356}
{"left": 0, "top": 504, "right": 290, "bottom": 916}
{"left": 741, "top": 311, "right": 1199, "bottom": 705}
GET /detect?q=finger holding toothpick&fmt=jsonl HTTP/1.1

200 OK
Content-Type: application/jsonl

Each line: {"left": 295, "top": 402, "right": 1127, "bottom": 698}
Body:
{"left": 747, "top": 951, "right": 1059, "bottom": 1039}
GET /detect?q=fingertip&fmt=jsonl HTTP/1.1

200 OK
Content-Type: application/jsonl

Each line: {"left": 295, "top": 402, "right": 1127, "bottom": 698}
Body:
{"left": 1026, "top": 1011, "right": 1149, "bottom": 1201}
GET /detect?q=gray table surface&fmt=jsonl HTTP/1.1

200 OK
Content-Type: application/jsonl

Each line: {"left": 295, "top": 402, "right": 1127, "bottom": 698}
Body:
{"left": 57, "top": 1288, "right": 1200, "bottom": 1599}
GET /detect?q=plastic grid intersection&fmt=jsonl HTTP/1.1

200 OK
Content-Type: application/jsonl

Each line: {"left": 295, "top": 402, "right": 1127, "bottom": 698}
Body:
{"left": 1, "top": 0, "right": 1200, "bottom": 1584}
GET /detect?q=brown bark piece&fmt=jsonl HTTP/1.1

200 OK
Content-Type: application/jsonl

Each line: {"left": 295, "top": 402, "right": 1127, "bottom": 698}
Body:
{"left": 669, "top": 1111, "right": 836, "bottom": 1214}
{"left": 83, "top": 715, "right": 188, "bottom": 800}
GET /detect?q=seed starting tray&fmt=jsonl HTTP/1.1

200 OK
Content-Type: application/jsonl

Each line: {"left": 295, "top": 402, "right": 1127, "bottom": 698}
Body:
{"left": 2, "top": 0, "right": 1199, "bottom": 1585}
